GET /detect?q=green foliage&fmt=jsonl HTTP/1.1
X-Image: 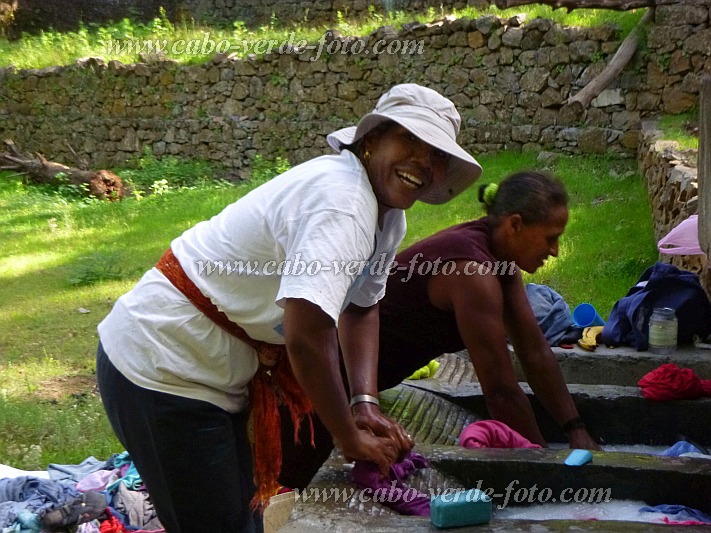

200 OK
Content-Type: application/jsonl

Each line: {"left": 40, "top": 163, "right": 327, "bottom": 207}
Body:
{"left": 0, "top": 394, "right": 120, "bottom": 469}
{"left": 119, "top": 147, "right": 222, "bottom": 192}
{"left": 249, "top": 154, "right": 291, "bottom": 183}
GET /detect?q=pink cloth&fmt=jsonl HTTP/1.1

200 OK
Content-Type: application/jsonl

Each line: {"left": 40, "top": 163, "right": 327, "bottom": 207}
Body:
{"left": 76, "top": 469, "right": 121, "bottom": 492}
{"left": 350, "top": 452, "right": 430, "bottom": 516}
{"left": 658, "top": 215, "right": 704, "bottom": 256}
{"left": 638, "top": 363, "right": 711, "bottom": 401}
{"left": 663, "top": 518, "right": 709, "bottom": 525}
{"left": 459, "top": 420, "right": 542, "bottom": 449}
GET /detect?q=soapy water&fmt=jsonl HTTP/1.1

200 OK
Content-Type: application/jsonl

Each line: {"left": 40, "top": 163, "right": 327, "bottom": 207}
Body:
{"left": 495, "top": 499, "right": 676, "bottom": 523}
{"left": 497, "top": 443, "right": 708, "bottom": 523}
{"left": 549, "top": 442, "right": 668, "bottom": 454}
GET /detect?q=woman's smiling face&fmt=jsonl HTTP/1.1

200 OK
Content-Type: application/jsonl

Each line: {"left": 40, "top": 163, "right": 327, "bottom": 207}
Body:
{"left": 363, "top": 124, "right": 449, "bottom": 210}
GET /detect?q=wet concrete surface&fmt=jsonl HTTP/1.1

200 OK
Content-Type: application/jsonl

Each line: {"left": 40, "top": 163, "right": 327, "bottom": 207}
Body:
{"left": 277, "top": 349, "right": 711, "bottom": 531}
{"left": 281, "top": 446, "right": 711, "bottom": 532}
{"left": 405, "top": 379, "right": 711, "bottom": 446}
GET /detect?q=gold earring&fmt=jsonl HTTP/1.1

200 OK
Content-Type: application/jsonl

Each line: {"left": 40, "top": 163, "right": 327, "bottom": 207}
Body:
{"left": 363, "top": 150, "right": 371, "bottom": 161}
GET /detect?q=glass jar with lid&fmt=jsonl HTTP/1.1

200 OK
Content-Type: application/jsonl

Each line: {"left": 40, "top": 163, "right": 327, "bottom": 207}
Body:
{"left": 648, "top": 307, "right": 678, "bottom": 354}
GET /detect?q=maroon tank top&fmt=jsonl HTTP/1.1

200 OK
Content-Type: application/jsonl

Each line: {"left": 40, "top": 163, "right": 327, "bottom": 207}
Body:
{"left": 378, "top": 218, "right": 501, "bottom": 389}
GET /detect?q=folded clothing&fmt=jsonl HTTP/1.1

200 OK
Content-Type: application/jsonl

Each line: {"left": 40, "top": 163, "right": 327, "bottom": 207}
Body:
{"left": 459, "top": 420, "right": 542, "bottom": 449}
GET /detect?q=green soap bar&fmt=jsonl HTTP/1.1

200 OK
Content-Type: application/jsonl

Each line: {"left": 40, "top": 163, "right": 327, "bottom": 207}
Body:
{"left": 430, "top": 489, "right": 492, "bottom": 529}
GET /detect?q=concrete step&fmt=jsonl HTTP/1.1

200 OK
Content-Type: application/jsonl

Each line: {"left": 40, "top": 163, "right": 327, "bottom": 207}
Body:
{"left": 435, "top": 345, "right": 711, "bottom": 387}
{"left": 404, "top": 379, "right": 711, "bottom": 446}
{"left": 280, "top": 445, "right": 711, "bottom": 532}
{"left": 515, "top": 344, "right": 711, "bottom": 387}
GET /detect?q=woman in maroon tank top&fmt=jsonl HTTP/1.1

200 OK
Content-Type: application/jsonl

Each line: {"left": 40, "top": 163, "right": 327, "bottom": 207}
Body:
{"left": 377, "top": 171, "right": 600, "bottom": 450}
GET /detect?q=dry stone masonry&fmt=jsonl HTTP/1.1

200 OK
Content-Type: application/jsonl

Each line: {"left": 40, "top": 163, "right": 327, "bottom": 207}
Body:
{"left": 638, "top": 121, "right": 709, "bottom": 290}
{"left": 0, "top": 1, "right": 709, "bottom": 177}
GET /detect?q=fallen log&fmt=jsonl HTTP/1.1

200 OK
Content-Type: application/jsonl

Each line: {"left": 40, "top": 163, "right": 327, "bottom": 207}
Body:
{"left": 567, "top": 8, "right": 654, "bottom": 109}
{"left": 0, "top": 139, "right": 124, "bottom": 200}
{"left": 494, "top": 0, "right": 672, "bottom": 11}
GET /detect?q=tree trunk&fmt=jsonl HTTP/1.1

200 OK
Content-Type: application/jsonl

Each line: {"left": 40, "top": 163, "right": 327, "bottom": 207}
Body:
{"left": 566, "top": 8, "right": 654, "bottom": 109}
{"left": 0, "top": 139, "right": 124, "bottom": 200}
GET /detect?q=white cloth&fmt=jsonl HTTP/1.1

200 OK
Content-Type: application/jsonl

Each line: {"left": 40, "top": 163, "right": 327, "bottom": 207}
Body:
{"left": 99, "top": 150, "right": 406, "bottom": 412}
{"left": 0, "top": 464, "right": 50, "bottom": 479}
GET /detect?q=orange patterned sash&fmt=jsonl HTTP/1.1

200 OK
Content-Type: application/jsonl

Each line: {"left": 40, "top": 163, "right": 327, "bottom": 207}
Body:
{"left": 156, "top": 248, "right": 313, "bottom": 511}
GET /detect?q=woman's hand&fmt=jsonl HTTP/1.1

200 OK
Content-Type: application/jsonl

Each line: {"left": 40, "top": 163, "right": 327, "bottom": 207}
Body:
{"left": 351, "top": 402, "right": 414, "bottom": 459}
{"left": 336, "top": 429, "right": 399, "bottom": 476}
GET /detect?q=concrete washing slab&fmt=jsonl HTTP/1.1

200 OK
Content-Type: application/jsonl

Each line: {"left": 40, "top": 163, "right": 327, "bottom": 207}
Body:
{"left": 279, "top": 445, "right": 711, "bottom": 532}
{"left": 418, "top": 349, "right": 711, "bottom": 445}
{"left": 404, "top": 379, "right": 711, "bottom": 446}
{"left": 273, "top": 349, "right": 711, "bottom": 531}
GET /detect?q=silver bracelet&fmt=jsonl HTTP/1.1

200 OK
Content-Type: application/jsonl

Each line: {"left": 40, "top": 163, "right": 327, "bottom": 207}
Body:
{"left": 350, "top": 394, "right": 380, "bottom": 407}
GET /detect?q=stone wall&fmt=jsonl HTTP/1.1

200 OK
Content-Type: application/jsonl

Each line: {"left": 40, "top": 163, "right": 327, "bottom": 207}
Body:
{"left": 0, "top": 6, "right": 710, "bottom": 174}
{"left": 637, "top": 121, "right": 709, "bottom": 291}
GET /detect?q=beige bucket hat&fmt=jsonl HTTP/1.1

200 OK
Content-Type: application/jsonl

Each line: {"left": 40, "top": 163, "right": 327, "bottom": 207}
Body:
{"left": 327, "top": 84, "right": 482, "bottom": 204}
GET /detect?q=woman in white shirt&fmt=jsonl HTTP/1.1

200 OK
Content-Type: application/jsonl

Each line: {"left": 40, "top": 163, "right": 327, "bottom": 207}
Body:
{"left": 96, "top": 83, "right": 481, "bottom": 532}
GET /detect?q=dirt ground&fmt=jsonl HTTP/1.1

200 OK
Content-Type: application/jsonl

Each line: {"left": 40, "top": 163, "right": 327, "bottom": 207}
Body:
{"left": 36, "top": 374, "right": 97, "bottom": 402}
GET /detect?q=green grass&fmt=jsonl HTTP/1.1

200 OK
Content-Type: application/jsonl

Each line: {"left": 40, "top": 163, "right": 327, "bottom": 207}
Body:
{"left": 0, "top": 6, "right": 647, "bottom": 69}
{"left": 0, "top": 151, "right": 657, "bottom": 468}
{"left": 657, "top": 111, "right": 699, "bottom": 150}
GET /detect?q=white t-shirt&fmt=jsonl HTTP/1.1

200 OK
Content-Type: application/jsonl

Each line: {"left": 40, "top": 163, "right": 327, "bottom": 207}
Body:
{"left": 98, "top": 150, "right": 407, "bottom": 412}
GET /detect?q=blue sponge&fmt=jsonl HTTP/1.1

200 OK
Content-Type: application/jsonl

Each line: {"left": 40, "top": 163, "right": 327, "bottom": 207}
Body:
{"left": 564, "top": 449, "right": 593, "bottom": 466}
{"left": 430, "top": 489, "right": 492, "bottom": 529}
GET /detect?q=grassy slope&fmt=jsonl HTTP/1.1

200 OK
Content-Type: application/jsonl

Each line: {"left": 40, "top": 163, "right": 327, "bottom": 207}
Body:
{"left": 0, "top": 7, "right": 645, "bottom": 69}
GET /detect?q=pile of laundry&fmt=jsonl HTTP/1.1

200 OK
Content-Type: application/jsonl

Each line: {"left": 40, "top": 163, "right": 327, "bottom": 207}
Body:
{"left": 0, "top": 452, "right": 163, "bottom": 533}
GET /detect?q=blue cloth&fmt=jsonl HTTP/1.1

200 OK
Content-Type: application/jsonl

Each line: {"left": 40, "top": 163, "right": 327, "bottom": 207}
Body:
{"left": 0, "top": 477, "right": 80, "bottom": 528}
{"left": 47, "top": 456, "right": 109, "bottom": 484}
{"left": 601, "top": 262, "right": 711, "bottom": 350}
{"left": 659, "top": 441, "right": 705, "bottom": 457}
{"left": 105, "top": 451, "right": 143, "bottom": 493}
{"left": 525, "top": 283, "right": 576, "bottom": 346}
{"left": 3, "top": 510, "right": 42, "bottom": 533}
{"left": 639, "top": 504, "right": 711, "bottom": 523}
{"left": 107, "top": 451, "right": 131, "bottom": 470}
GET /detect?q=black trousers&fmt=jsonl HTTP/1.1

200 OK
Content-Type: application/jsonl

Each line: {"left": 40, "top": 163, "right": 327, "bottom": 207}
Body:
{"left": 96, "top": 343, "right": 263, "bottom": 533}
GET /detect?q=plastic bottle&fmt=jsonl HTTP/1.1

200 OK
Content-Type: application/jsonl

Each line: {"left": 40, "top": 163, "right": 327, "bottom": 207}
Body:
{"left": 648, "top": 307, "right": 678, "bottom": 354}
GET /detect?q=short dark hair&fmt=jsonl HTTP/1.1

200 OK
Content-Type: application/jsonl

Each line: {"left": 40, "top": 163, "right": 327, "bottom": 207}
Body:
{"left": 479, "top": 171, "right": 568, "bottom": 225}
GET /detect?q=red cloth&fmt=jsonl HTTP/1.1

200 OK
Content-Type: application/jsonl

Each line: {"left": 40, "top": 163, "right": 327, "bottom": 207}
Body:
{"left": 99, "top": 510, "right": 166, "bottom": 533}
{"left": 99, "top": 515, "right": 126, "bottom": 533}
{"left": 638, "top": 363, "right": 711, "bottom": 401}
{"left": 99, "top": 518, "right": 164, "bottom": 533}
{"left": 459, "top": 420, "right": 542, "bottom": 449}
